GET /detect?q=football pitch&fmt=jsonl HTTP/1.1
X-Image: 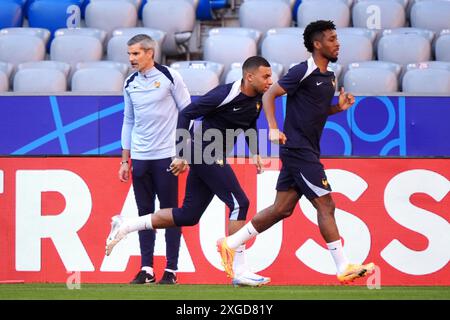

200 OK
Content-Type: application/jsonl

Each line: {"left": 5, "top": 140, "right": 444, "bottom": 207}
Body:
{"left": 0, "top": 283, "right": 449, "bottom": 300}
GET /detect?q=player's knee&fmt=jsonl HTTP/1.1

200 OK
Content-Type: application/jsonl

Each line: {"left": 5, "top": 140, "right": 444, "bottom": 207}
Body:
{"left": 173, "top": 208, "right": 202, "bottom": 226}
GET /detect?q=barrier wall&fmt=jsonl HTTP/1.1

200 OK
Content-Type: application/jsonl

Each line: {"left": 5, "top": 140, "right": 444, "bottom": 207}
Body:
{"left": 1, "top": 95, "right": 449, "bottom": 156}
{"left": 0, "top": 157, "right": 448, "bottom": 285}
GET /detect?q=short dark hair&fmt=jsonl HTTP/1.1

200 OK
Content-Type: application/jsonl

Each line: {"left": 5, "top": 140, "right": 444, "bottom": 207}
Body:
{"left": 242, "top": 56, "right": 271, "bottom": 73}
{"left": 303, "top": 20, "right": 336, "bottom": 53}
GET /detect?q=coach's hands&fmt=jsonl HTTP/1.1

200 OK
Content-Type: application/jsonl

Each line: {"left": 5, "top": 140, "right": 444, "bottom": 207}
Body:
{"left": 169, "top": 158, "right": 189, "bottom": 176}
{"left": 119, "top": 162, "right": 130, "bottom": 182}
{"left": 269, "top": 128, "right": 287, "bottom": 145}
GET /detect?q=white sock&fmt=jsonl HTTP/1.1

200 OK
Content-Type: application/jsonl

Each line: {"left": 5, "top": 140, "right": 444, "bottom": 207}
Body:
{"left": 227, "top": 221, "right": 259, "bottom": 250}
{"left": 141, "top": 266, "right": 154, "bottom": 276}
{"left": 327, "top": 239, "right": 349, "bottom": 274}
{"left": 164, "top": 268, "right": 177, "bottom": 274}
{"left": 232, "top": 245, "right": 247, "bottom": 277}
{"left": 123, "top": 214, "right": 153, "bottom": 233}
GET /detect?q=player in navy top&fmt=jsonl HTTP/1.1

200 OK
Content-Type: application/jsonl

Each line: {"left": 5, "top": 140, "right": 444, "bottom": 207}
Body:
{"left": 217, "top": 20, "right": 375, "bottom": 284}
{"left": 106, "top": 56, "right": 273, "bottom": 286}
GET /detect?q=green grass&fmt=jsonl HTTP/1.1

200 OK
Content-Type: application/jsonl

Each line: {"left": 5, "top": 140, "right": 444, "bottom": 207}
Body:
{"left": 0, "top": 284, "right": 449, "bottom": 300}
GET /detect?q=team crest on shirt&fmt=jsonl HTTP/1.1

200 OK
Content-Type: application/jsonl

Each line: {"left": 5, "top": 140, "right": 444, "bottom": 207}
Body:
{"left": 322, "top": 178, "right": 329, "bottom": 188}
{"left": 256, "top": 101, "right": 261, "bottom": 111}
{"left": 331, "top": 77, "right": 336, "bottom": 89}
{"left": 154, "top": 81, "right": 161, "bottom": 88}
{"left": 215, "top": 159, "right": 224, "bottom": 167}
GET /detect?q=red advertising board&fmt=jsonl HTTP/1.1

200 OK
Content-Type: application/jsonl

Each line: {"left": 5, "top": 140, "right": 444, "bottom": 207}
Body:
{"left": 0, "top": 157, "right": 448, "bottom": 285}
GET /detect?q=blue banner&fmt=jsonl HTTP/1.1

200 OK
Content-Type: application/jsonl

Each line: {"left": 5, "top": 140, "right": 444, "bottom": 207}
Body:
{"left": 0, "top": 95, "right": 449, "bottom": 156}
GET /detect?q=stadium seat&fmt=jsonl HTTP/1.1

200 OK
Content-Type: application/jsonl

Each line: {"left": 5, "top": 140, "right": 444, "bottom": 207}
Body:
{"left": 410, "top": 0, "right": 450, "bottom": 34}
{"left": 261, "top": 28, "right": 310, "bottom": 74}
{"left": 344, "top": 61, "right": 400, "bottom": 93}
{"left": 16, "top": 60, "right": 71, "bottom": 78}
{"left": 402, "top": 66, "right": 450, "bottom": 93}
{"left": 75, "top": 60, "right": 130, "bottom": 77}
{"left": 352, "top": 0, "right": 406, "bottom": 30}
{"left": 377, "top": 28, "right": 433, "bottom": 66}
{"left": 169, "top": 64, "right": 220, "bottom": 95}
{"left": 297, "top": 0, "right": 350, "bottom": 28}
{"left": 239, "top": 0, "right": 292, "bottom": 37}
{"left": 435, "top": 29, "right": 450, "bottom": 62}
{"left": 107, "top": 27, "right": 166, "bottom": 64}
{"left": 27, "top": 0, "right": 83, "bottom": 43}
{"left": 170, "top": 60, "right": 224, "bottom": 78}
{"left": 71, "top": 67, "right": 125, "bottom": 92}
{"left": 50, "top": 34, "right": 103, "bottom": 79}
{"left": 0, "top": 70, "right": 8, "bottom": 92}
{"left": 54, "top": 27, "right": 107, "bottom": 47}
{"left": 13, "top": 68, "right": 67, "bottom": 92}
{"left": 208, "top": 27, "right": 262, "bottom": 43}
{"left": 0, "top": 1, "right": 23, "bottom": 29}
{"left": 85, "top": 0, "right": 138, "bottom": 39}
{"left": 0, "top": 61, "right": 14, "bottom": 82}
{"left": 406, "top": 60, "right": 450, "bottom": 72}
{"left": 142, "top": 0, "right": 196, "bottom": 57}
{"left": 196, "top": 0, "right": 227, "bottom": 21}
{"left": 0, "top": 27, "right": 51, "bottom": 47}
{"left": 0, "top": 34, "right": 46, "bottom": 67}
{"left": 225, "top": 61, "right": 284, "bottom": 84}
{"left": 335, "top": 28, "right": 375, "bottom": 72}
{"left": 203, "top": 30, "right": 258, "bottom": 83}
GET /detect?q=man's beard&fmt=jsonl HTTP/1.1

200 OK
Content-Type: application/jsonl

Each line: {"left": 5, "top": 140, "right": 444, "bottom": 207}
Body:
{"left": 329, "top": 56, "right": 338, "bottom": 63}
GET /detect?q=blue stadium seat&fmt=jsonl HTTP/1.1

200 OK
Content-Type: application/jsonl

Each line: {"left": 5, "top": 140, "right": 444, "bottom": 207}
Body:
{"left": 0, "top": 1, "right": 23, "bottom": 28}
{"left": 27, "top": 0, "right": 83, "bottom": 50}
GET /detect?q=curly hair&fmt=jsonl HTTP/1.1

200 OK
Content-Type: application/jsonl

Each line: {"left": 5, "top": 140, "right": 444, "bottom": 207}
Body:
{"left": 303, "top": 20, "right": 336, "bottom": 53}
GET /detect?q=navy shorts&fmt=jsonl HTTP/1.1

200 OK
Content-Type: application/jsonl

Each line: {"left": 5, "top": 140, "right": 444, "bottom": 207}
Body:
{"left": 172, "top": 160, "right": 249, "bottom": 227}
{"left": 276, "top": 147, "right": 332, "bottom": 200}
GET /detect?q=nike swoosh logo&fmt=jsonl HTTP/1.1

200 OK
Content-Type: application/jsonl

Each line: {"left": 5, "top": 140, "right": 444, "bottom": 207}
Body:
{"left": 233, "top": 107, "right": 242, "bottom": 111}
{"left": 316, "top": 82, "right": 323, "bottom": 86}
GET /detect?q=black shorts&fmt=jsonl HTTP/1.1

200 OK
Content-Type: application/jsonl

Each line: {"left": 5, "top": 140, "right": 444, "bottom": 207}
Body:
{"left": 276, "top": 148, "right": 331, "bottom": 200}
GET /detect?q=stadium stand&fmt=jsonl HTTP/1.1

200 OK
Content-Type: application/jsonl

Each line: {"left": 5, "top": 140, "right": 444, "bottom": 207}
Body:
{"left": 0, "top": 0, "right": 448, "bottom": 93}
{"left": 107, "top": 27, "right": 166, "bottom": 64}
{"left": 170, "top": 60, "right": 222, "bottom": 95}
